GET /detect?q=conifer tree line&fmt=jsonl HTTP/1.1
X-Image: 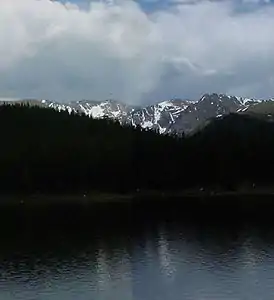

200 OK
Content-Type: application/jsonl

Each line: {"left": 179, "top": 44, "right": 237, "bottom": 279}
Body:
{"left": 0, "top": 103, "right": 274, "bottom": 194}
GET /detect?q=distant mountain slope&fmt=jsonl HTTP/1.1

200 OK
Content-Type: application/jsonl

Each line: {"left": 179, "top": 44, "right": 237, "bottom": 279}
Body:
{"left": 130, "top": 99, "right": 192, "bottom": 134}
{"left": 243, "top": 100, "right": 274, "bottom": 115}
{"left": 0, "top": 93, "right": 267, "bottom": 134}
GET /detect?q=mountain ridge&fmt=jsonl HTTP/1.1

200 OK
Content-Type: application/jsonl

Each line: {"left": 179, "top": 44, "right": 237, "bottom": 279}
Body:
{"left": 1, "top": 93, "right": 270, "bottom": 133}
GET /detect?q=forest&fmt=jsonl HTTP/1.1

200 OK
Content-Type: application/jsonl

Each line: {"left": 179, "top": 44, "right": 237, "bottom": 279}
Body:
{"left": 0, "top": 103, "right": 274, "bottom": 195}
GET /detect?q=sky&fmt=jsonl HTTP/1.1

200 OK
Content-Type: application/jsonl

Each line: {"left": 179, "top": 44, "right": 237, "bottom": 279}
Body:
{"left": 1, "top": 0, "right": 274, "bottom": 104}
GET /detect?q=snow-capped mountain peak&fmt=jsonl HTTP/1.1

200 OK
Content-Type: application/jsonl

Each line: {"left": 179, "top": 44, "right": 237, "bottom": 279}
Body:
{"left": 1, "top": 93, "right": 271, "bottom": 134}
{"left": 130, "top": 99, "right": 192, "bottom": 134}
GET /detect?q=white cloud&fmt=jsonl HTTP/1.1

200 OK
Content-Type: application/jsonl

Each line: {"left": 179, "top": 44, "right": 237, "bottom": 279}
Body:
{"left": 1, "top": 0, "right": 274, "bottom": 103}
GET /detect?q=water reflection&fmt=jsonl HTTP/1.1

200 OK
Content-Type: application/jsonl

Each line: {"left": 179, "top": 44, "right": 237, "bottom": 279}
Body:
{"left": 157, "top": 225, "right": 176, "bottom": 280}
{"left": 0, "top": 228, "right": 133, "bottom": 300}
{"left": 132, "top": 222, "right": 274, "bottom": 300}
{"left": 94, "top": 244, "right": 132, "bottom": 300}
{"left": 1, "top": 215, "right": 274, "bottom": 299}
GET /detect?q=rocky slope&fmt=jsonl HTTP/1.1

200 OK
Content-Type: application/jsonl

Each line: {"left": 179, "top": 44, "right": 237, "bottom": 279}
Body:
{"left": 1, "top": 93, "right": 267, "bottom": 134}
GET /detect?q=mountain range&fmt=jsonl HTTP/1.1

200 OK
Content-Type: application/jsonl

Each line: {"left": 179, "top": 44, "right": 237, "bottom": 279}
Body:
{"left": 1, "top": 93, "right": 273, "bottom": 134}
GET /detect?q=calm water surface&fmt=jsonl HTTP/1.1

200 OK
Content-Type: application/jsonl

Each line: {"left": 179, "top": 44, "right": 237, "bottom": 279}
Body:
{"left": 1, "top": 203, "right": 274, "bottom": 300}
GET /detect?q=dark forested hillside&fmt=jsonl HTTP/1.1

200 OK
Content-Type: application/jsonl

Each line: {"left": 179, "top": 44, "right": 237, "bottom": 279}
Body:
{"left": 0, "top": 104, "right": 274, "bottom": 195}
{"left": 183, "top": 113, "right": 274, "bottom": 190}
{"left": 0, "top": 104, "right": 183, "bottom": 194}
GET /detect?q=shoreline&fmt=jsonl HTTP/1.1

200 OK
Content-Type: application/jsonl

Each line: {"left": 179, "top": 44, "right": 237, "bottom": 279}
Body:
{"left": 0, "top": 191, "right": 274, "bottom": 225}
{"left": 0, "top": 189, "right": 274, "bottom": 206}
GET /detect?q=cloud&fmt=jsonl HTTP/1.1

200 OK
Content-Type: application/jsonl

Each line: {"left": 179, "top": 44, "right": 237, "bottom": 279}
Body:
{"left": 1, "top": 0, "right": 274, "bottom": 103}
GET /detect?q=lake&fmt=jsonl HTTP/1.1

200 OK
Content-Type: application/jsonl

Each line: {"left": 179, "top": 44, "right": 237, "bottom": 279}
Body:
{"left": 1, "top": 200, "right": 274, "bottom": 300}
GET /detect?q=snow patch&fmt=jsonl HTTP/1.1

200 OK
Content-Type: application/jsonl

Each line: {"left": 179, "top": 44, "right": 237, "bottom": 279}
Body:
{"left": 236, "top": 96, "right": 263, "bottom": 105}
{"left": 90, "top": 105, "right": 105, "bottom": 118}
{"left": 158, "top": 101, "right": 172, "bottom": 111}
{"left": 67, "top": 106, "right": 72, "bottom": 114}
{"left": 169, "top": 112, "right": 174, "bottom": 123}
{"left": 158, "top": 124, "right": 166, "bottom": 134}
{"left": 142, "top": 121, "right": 153, "bottom": 128}
{"left": 200, "top": 95, "right": 206, "bottom": 101}
{"left": 112, "top": 111, "right": 120, "bottom": 117}
{"left": 154, "top": 107, "right": 162, "bottom": 123}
